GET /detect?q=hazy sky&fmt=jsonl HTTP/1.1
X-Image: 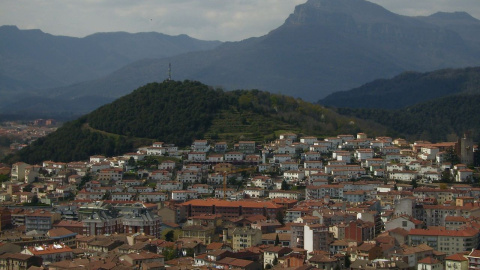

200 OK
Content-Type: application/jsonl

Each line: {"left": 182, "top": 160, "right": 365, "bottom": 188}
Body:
{"left": 1, "top": 0, "right": 480, "bottom": 42}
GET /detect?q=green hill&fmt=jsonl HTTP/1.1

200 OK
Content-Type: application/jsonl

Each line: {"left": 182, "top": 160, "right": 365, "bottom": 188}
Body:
{"left": 5, "top": 80, "right": 388, "bottom": 164}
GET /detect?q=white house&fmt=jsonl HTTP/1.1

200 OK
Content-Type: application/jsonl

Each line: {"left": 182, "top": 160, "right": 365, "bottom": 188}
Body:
{"left": 304, "top": 151, "right": 322, "bottom": 161}
{"left": 150, "top": 170, "right": 172, "bottom": 181}
{"left": 225, "top": 152, "right": 244, "bottom": 161}
{"left": 300, "top": 136, "right": 318, "bottom": 145}
{"left": 156, "top": 181, "right": 182, "bottom": 191}
{"left": 283, "top": 170, "right": 305, "bottom": 182}
{"left": 280, "top": 161, "right": 299, "bottom": 172}
{"left": 269, "top": 190, "right": 301, "bottom": 200}
{"left": 456, "top": 169, "right": 474, "bottom": 182}
{"left": 188, "top": 184, "right": 213, "bottom": 195}
{"left": 355, "top": 149, "right": 374, "bottom": 161}
{"left": 172, "top": 190, "right": 198, "bottom": 201}
{"left": 389, "top": 171, "right": 418, "bottom": 181}
{"left": 192, "top": 140, "right": 210, "bottom": 152}
{"left": 244, "top": 188, "right": 266, "bottom": 198}
{"left": 138, "top": 192, "right": 168, "bottom": 202}
{"left": 177, "top": 170, "right": 201, "bottom": 183}
{"left": 188, "top": 152, "right": 207, "bottom": 162}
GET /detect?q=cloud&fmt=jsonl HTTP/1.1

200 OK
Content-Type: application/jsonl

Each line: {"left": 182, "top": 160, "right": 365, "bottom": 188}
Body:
{"left": 0, "top": 0, "right": 304, "bottom": 41}
{"left": 1, "top": 0, "right": 479, "bottom": 41}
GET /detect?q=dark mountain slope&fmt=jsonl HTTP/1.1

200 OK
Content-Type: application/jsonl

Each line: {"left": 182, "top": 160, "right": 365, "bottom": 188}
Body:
{"left": 319, "top": 67, "right": 480, "bottom": 109}
{"left": 336, "top": 94, "right": 480, "bottom": 142}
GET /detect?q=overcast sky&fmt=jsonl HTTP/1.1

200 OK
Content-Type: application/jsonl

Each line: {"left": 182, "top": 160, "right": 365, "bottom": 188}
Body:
{"left": 1, "top": 0, "right": 480, "bottom": 42}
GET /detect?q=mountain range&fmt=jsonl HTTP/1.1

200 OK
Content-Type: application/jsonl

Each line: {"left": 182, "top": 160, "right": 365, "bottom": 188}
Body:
{"left": 0, "top": 25, "right": 221, "bottom": 114}
{"left": 3, "top": 0, "right": 480, "bottom": 115}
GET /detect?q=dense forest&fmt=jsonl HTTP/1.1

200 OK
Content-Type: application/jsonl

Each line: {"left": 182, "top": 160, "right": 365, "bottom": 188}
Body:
{"left": 4, "top": 80, "right": 388, "bottom": 164}
{"left": 319, "top": 67, "right": 480, "bottom": 109}
{"left": 336, "top": 95, "right": 480, "bottom": 142}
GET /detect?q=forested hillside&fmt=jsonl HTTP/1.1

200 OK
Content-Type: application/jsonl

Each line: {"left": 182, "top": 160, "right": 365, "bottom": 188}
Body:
{"left": 319, "top": 67, "right": 480, "bottom": 109}
{"left": 336, "top": 95, "right": 480, "bottom": 142}
{"left": 5, "top": 80, "right": 388, "bottom": 164}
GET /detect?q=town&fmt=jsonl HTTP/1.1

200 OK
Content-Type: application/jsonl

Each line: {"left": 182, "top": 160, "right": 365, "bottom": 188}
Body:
{"left": 0, "top": 132, "right": 479, "bottom": 270}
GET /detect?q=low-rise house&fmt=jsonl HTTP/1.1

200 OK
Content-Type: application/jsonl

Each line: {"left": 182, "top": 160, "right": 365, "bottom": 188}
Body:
{"left": 120, "top": 252, "right": 165, "bottom": 269}
{"left": 209, "top": 154, "right": 225, "bottom": 162}
{"left": 0, "top": 253, "right": 41, "bottom": 270}
{"left": 283, "top": 170, "right": 305, "bottom": 182}
{"left": 188, "top": 152, "right": 207, "bottom": 162}
{"left": 417, "top": 257, "right": 443, "bottom": 270}
{"left": 385, "top": 215, "right": 423, "bottom": 231}
{"left": 138, "top": 192, "right": 168, "bottom": 202}
{"left": 111, "top": 192, "right": 134, "bottom": 201}
{"left": 456, "top": 169, "right": 474, "bottom": 182}
{"left": 225, "top": 152, "right": 244, "bottom": 162}
{"left": 263, "top": 246, "right": 292, "bottom": 268}
{"left": 188, "top": 184, "right": 213, "bottom": 195}
{"left": 177, "top": 170, "right": 201, "bottom": 184}
{"left": 268, "top": 190, "right": 302, "bottom": 200}
{"left": 97, "top": 168, "right": 123, "bottom": 182}
{"left": 21, "top": 243, "right": 73, "bottom": 264}
{"left": 182, "top": 225, "right": 218, "bottom": 245}
{"left": 445, "top": 253, "right": 468, "bottom": 270}
{"left": 158, "top": 160, "right": 176, "bottom": 170}
{"left": 150, "top": 170, "right": 172, "bottom": 181}
{"left": 172, "top": 190, "right": 198, "bottom": 201}
{"left": 207, "top": 173, "right": 224, "bottom": 185}
{"left": 156, "top": 181, "right": 182, "bottom": 191}
{"left": 244, "top": 188, "right": 265, "bottom": 198}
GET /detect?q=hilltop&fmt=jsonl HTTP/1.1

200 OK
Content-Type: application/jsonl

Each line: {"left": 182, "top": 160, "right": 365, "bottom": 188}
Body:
{"left": 5, "top": 80, "right": 387, "bottom": 164}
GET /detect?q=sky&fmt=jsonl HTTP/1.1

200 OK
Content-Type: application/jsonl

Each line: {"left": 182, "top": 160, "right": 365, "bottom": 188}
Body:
{"left": 1, "top": 0, "right": 480, "bottom": 42}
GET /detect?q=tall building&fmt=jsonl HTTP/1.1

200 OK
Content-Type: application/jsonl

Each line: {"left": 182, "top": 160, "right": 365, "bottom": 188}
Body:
{"left": 458, "top": 132, "right": 474, "bottom": 165}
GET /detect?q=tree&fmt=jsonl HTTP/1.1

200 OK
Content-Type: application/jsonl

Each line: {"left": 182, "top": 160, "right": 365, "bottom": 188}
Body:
{"left": 345, "top": 253, "right": 351, "bottom": 268}
{"left": 445, "top": 147, "right": 460, "bottom": 166}
{"left": 281, "top": 180, "right": 289, "bottom": 190}
{"left": 410, "top": 179, "right": 418, "bottom": 189}
{"left": 162, "top": 247, "right": 179, "bottom": 261}
{"left": 276, "top": 211, "right": 285, "bottom": 226}
{"left": 274, "top": 234, "right": 280, "bottom": 246}
{"left": 165, "top": 230, "right": 175, "bottom": 242}
{"left": 0, "top": 174, "right": 9, "bottom": 182}
{"left": 31, "top": 195, "right": 39, "bottom": 204}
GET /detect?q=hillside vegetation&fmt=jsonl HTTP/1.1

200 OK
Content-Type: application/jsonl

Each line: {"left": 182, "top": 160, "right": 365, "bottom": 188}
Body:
{"left": 319, "top": 67, "right": 480, "bottom": 109}
{"left": 5, "top": 80, "right": 387, "bottom": 164}
{"left": 336, "top": 95, "right": 480, "bottom": 142}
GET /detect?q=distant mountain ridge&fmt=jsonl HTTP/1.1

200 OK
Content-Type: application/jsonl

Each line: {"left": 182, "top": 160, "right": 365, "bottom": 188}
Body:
{"left": 4, "top": 0, "right": 480, "bottom": 115}
{"left": 35, "top": 0, "right": 480, "bottom": 113}
{"left": 0, "top": 25, "right": 221, "bottom": 109}
{"left": 319, "top": 67, "right": 480, "bottom": 109}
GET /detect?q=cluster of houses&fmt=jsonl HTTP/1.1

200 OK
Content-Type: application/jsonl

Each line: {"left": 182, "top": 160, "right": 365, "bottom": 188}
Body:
{"left": 0, "top": 132, "right": 479, "bottom": 269}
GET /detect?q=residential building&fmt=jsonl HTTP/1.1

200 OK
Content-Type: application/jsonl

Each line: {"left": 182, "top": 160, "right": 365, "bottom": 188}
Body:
{"left": 232, "top": 228, "right": 262, "bottom": 251}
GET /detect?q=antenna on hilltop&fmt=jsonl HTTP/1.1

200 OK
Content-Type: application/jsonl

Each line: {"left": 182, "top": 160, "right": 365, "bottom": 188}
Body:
{"left": 167, "top": 63, "right": 172, "bottom": 81}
